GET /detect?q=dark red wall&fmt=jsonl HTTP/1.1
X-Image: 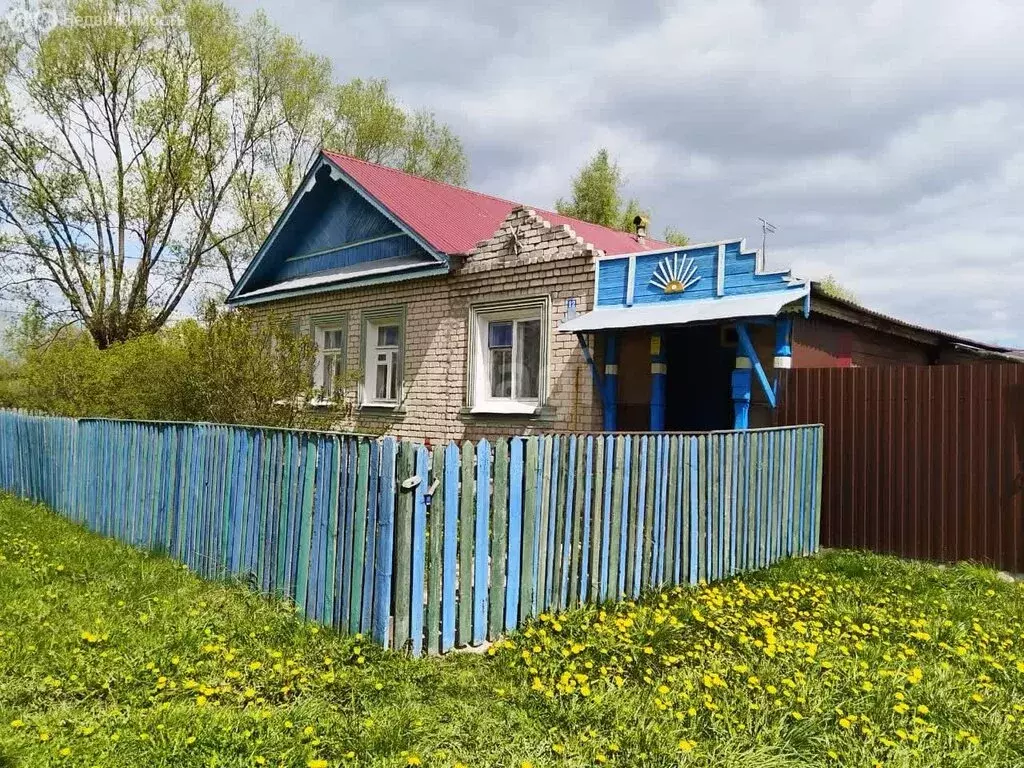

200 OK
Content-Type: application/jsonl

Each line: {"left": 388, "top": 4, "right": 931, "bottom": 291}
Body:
{"left": 793, "top": 315, "right": 932, "bottom": 368}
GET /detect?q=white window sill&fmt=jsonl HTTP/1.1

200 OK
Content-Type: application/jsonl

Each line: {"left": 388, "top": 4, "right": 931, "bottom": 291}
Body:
{"left": 359, "top": 401, "right": 400, "bottom": 410}
{"left": 470, "top": 402, "right": 540, "bottom": 416}
{"left": 308, "top": 398, "right": 337, "bottom": 408}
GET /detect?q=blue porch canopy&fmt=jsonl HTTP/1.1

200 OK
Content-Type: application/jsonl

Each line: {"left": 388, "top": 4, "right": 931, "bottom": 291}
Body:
{"left": 559, "top": 239, "right": 809, "bottom": 432}
{"left": 558, "top": 291, "right": 803, "bottom": 333}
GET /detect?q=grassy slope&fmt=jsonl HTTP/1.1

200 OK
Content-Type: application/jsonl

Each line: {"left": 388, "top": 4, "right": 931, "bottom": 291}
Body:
{"left": 0, "top": 494, "right": 1022, "bottom": 767}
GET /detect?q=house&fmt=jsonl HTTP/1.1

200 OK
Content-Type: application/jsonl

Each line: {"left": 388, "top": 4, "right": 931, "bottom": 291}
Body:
{"left": 226, "top": 151, "right": 1017, "bottom": 440}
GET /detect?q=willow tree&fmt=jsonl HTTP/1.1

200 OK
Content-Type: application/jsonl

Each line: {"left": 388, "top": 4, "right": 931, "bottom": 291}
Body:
{"left": 0, "top": 0, "right": 466, "bottom": 347}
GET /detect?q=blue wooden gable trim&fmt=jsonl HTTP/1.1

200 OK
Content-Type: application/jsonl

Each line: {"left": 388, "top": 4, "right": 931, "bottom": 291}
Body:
{"left": 227, "top": 156, "right": 448, "bottom": 304}
{"left": 596, "top": 257, "right": 629, "bottom": 306}
{"left": 594, "top": 239, "right": 806, "bottom": 310}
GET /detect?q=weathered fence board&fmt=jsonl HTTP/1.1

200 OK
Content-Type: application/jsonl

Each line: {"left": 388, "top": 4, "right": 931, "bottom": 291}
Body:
{"left": 0, "top": 412, "right": 822, "bottom": 655}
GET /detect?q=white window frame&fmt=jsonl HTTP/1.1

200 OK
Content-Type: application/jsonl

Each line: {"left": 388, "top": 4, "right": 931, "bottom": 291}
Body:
{"left": 361, "top": 311, "right": 403, "bottom": 408}
{"left": 308, "top": 314, "right": 347, "bottom": 406}
{"left": 469, "top": 299, "right": 548, "bottom": 415}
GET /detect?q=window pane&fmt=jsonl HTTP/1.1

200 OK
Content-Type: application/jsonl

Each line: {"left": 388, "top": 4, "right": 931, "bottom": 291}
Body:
{"left": 323, "top": 353, "right": 341, "bottom": 397}
{"left": 325, "top": 330, "right": 343, "bottom": 350}
{"left": 490, "top": 348, "right": 512, "bottom": 398}
{"left": 516, "top": 319, "right": 541, "bottom": 400}
{"left": 388, "top": 350, "right": 399, "bottom": 401}
{"left": 333, "top": 356, "right": 344, "bottom": 395}
{"left": 488, "top": 321, "right": 513, "bottom": 349}
{"left": 375, "top": 361, "right": 389, "bottom": 400}
{"left": 377, "top": 324, "right": 399, "bottom": 347}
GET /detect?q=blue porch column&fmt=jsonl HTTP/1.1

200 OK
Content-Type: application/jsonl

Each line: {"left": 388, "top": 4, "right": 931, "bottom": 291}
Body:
{"left": 650, "top": 331, "right": 667, "bottom": 431}
{"left": 774, "top": 316, "right": 793, "bottom": 370}
{"left": 603, "top": 333, "right": 619, "bottom": 431}
{"left": 731, "top": 346, "right": 753, "bottom": 430}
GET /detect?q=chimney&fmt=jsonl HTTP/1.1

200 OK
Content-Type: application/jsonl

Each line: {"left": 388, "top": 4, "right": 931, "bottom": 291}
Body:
{"left": 633, "top": 215, "right": 649, "bottom": 243}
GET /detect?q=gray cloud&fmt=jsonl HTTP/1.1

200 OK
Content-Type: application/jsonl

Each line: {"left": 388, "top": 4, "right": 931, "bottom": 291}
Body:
{"left": 231, "top": 0, "right": 1024, "bottom": 347}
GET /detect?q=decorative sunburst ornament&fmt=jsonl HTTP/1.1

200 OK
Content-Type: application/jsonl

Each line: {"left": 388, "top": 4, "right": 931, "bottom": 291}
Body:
{"left": 650, "top": 254, "right": 700, "bottom": 294}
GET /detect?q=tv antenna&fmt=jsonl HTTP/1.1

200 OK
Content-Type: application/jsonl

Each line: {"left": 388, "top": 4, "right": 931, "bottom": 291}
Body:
{"left": 758, "top": 218, "right": 777, "bottom": 259}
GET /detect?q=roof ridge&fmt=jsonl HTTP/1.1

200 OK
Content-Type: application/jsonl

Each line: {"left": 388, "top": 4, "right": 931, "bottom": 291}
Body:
{"left": 320, "top": 148, "right": 663, "bottom": 249}
{"left": 321, "top": 148, "right": 525, "bottom": 208}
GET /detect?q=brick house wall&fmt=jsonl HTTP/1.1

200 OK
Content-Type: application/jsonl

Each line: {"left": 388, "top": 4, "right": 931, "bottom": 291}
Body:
{"left": 253, "top": 207, "right": 605, "bottom": 442}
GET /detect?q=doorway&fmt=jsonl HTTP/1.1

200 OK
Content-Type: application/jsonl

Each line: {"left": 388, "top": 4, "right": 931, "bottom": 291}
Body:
{"left": 664, "top": 324, "right": 734, "bottom": 431}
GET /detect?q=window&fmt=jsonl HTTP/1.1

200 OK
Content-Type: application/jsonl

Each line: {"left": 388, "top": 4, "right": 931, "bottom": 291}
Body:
{"left": 471, "top": 301, "right": 547, "bottom": 414}
{"left": 362, "top": 313, "right": 403, "bottom": 407}
{"left": 312, "top": 321, "right": 346, "bottom": 401}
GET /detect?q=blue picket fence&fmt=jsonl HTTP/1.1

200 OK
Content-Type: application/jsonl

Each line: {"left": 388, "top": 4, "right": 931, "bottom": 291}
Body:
{"left": 0, "top": 411, "right": 822, "bottom": 654}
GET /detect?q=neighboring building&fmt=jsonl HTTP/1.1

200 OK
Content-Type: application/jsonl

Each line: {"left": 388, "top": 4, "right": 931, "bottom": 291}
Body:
{"left": 794, "top": 288, "right": 1020, "bottom": 368}
{"left": 227, "top": 151, "right": 1018, "bottom": 440}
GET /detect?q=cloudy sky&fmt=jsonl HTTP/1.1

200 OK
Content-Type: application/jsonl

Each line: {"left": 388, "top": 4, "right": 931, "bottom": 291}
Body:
{"left": 230, "top": 0, "right": 1024, "bottom": 346}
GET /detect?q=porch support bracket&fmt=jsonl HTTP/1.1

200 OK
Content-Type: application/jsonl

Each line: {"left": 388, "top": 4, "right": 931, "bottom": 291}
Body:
{"left": 576, "top": 332, "right": 619, "bottom": 430}
{"left": 575, "top": 332, "right": 604, "bottom": 394}
{"left": 735, "top": 323, "right": 777, "bottom": 409}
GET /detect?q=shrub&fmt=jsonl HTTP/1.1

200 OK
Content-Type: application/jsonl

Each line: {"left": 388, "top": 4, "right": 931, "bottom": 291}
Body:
{"left": 0, "top": 303, "right": 348, "bottom": 429}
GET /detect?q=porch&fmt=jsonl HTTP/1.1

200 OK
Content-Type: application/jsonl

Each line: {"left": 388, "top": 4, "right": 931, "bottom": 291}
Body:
{"left": 559, "top": 239, "right": 809, "bottom": 431}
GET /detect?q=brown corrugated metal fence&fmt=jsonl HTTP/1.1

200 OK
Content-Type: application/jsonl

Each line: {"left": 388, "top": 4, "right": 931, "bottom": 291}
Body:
{"left": 775, "top": 364, "right": 1024, "bottom": 572}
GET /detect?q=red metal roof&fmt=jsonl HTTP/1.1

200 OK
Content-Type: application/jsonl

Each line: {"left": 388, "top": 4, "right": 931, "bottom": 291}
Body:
{"left": 322, "top": 150, "right": 669, "bottom": 256}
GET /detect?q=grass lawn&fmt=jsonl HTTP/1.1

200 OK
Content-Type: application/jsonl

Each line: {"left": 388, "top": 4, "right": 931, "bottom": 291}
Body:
{"left": 1, "top": 494, "right": 1023, "bottom": 767}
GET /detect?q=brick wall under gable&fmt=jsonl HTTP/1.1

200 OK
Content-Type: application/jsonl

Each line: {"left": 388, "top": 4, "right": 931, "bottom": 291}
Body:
{"left": 252, "top": 206, "right": 604, "bottom": 442}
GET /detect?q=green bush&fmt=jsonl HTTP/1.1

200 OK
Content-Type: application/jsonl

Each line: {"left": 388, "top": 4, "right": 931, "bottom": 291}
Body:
{"left": 0, "top": 303, "right": 348, "bottom": 429}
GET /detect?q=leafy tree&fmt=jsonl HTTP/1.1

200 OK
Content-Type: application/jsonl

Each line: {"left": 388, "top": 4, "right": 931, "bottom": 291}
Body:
{"left": 662, "top": 227, "right": 690, "bottom": 247}
{"left": 817, "top": 274, "right": 858, "bottom": 304}
{"left": 555, "top": 149, "right": 631, "bottom": 230}
{"left": 555, "top": 148, "right": 688, "bottom": 244}
{"left": 0, "top": 0, "right": 467, "bottom": 348}
{"left": 0, "top": 300, "right": 347, "bottom": 428}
